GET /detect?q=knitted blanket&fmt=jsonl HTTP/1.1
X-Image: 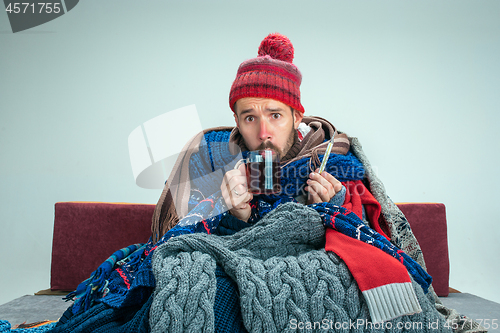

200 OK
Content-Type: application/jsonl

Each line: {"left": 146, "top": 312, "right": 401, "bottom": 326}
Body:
{"left": 150, "top": 202, "right": 451, "bottom": 333}
{"left": 66, "top": 243, "right": 145, "bottom": 314}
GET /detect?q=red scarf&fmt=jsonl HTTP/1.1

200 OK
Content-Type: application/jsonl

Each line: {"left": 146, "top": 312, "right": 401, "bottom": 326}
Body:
{"left": 342, "top": 180, "right": 390, "bottom": 240}
{"left": 324, "top": 180, "right": 421, "bottom": 323}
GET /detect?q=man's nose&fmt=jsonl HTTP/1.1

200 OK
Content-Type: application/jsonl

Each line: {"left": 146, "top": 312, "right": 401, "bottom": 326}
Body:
{"left": 258, "top": 119, "right": 272, "bottom": 141}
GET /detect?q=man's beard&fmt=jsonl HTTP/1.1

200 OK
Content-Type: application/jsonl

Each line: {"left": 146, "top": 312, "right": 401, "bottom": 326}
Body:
{"left": 256, "top": 127, "right": 296, "bottom": 159}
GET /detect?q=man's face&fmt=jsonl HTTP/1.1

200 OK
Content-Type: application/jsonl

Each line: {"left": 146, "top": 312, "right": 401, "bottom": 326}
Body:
{"left": 234, "top": 97, "right": 304, "bottom": 158}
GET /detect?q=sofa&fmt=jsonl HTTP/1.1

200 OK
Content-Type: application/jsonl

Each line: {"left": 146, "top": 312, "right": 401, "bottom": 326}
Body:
{"left": 49, "top": 201, "right": 450, "bottom": 297}
{"left": 1, "top": 201, "right": 499, "bottom": 331}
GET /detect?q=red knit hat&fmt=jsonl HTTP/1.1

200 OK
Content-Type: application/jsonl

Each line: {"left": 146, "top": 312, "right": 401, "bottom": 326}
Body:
{"left": 229, "top": 33, "right": 305, "bottom": 114}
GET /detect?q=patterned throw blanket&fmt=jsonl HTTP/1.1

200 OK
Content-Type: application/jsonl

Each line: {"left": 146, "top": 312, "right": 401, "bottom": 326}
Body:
{"left": 150, "top": 202, "right": 450, "bottom": 333}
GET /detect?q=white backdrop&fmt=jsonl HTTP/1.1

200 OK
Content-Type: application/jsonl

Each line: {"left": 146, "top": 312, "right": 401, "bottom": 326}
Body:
{"left": 1, "top": 0, "right": 499, "bottom": 306}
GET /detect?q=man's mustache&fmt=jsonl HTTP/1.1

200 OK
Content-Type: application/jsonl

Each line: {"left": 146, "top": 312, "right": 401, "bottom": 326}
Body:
{"left": 256, "top": 141, "right": 279, "bottom": 152}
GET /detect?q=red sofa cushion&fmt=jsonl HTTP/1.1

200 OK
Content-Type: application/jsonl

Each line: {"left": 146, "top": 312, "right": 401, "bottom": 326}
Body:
{"left": 50, "top": 202, "right": 155, "bottom": 291}
{"left": 396, "top": 203, "right": 450, "bottom": 297}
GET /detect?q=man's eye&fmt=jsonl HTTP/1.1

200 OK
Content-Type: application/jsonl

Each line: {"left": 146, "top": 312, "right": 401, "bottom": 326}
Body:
{"left": 272, "top": 113, "right": 281, "bottom": 119}
{"left": 245, "top": 116, "right": 254, "bottom": 122}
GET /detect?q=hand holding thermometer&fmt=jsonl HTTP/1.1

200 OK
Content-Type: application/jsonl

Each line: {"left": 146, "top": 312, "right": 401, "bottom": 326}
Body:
{"left": 318, "top": 130, "right": 337, "bottom": 174}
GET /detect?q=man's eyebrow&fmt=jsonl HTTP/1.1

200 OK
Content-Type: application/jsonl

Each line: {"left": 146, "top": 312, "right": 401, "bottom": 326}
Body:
{"left": 238, "top": 109, "right": 254, "bottom": 116}
{"left": 238, "top": 107, "right": 286, "bottom": 116}
{"left": 266, "top": 107, "right": 285, "bottom": 112}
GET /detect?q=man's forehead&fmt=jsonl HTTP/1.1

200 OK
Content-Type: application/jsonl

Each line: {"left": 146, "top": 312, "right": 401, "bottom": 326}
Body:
{"left": 235, "top": 98, "right": 290, "bottom": 114}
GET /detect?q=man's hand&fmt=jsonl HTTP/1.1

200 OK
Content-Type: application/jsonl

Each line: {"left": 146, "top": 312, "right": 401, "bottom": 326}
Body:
{"left": 221, "top": 163, "right": 253, "bottom": 222}
{"left": 305, "top": 168, "right": 342, "bottom": 205}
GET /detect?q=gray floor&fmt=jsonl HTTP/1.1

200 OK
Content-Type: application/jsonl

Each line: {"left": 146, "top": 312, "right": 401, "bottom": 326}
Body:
{"left": 440, "top": 293, "right": 500, "bottom": 332}
{"left": 0, "top": 295, "right": 72, "bottom": 326}
{"left": 0, "top": 293, "right": 499, "bottom": 330}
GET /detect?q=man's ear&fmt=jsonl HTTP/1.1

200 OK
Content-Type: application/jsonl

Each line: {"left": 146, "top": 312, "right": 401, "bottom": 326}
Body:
{"left": 233, "top": 113, "right": 239, "bottom": 127}
{"left": 293, "top": 109, "right": 304, "bottom": 129}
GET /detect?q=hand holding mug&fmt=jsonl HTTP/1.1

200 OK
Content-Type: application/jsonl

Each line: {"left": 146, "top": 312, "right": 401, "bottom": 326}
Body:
{"left": 221, "top": 163, "right": 253, "bottom": 222}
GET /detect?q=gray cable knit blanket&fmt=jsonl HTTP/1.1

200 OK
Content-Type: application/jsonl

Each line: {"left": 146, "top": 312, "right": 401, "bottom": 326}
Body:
{"left": 150, "top": 202, "right": 451, "bottom": 333}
